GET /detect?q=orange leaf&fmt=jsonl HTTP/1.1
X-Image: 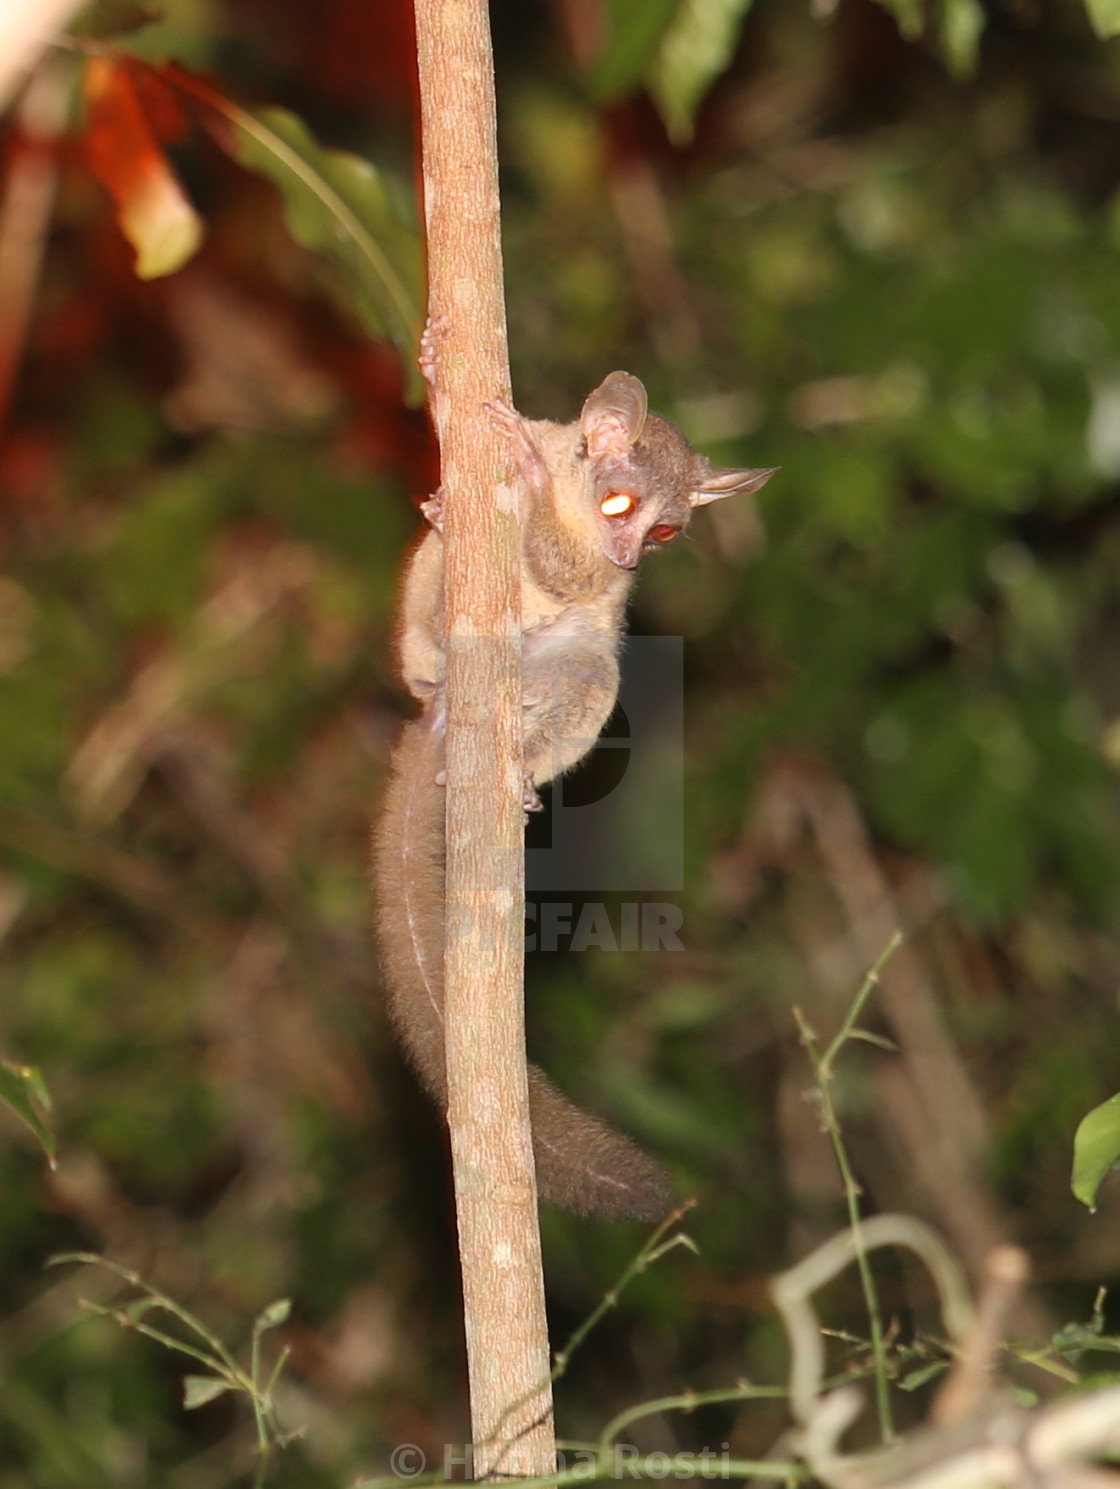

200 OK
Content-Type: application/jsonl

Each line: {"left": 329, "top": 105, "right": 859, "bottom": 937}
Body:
{"left": 84, "top": 56, "right": 202, "bottom": 279}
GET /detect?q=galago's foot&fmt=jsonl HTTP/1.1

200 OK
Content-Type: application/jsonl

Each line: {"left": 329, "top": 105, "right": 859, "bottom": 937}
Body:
{"left": 418, "top": 312, "right": 450, "bottom": 387}
{"left": 420, "top": 485, "right": 446, "bottom": 533}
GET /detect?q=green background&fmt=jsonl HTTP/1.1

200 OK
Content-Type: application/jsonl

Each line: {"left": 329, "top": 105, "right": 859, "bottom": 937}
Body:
{"left": 3, "top": 0, "right": 1120, "bottom": 1481}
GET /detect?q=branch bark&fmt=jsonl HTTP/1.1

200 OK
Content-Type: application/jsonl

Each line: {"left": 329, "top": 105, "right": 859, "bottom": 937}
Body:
{"left": 412, "top": 0, "right": 555, "bottom": 1477}
{"left": 0, "top": 0, "right": 83, "bottom": 112}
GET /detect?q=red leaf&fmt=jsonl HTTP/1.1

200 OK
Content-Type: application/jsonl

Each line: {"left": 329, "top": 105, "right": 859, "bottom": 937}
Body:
{"left": 129, "top": 59, "right": 192, "bottom": 144}
{"left": 83, "top": 56, "right": 202, "bottom": 279}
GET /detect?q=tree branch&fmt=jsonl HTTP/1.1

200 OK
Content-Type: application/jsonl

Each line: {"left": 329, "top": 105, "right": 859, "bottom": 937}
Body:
{"left": 0, "top": 0, "right": 83, "bottom": 112}
{"left": 412, "top": 0, "right": 555, "bottom": 1475}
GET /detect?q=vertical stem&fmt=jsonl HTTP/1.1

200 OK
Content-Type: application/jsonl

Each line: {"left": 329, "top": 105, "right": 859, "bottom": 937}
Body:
{"left": 0, "top": 57, "right": 70, "bottom": 428}
{"left": 794, "top": 934, "right": 902, "bottom": 1446}
{"left": 0, "top": 0, "right": 84, "bottom": 110}
{"left": 412, "top": 0, "right": 555, "bottom": 1477}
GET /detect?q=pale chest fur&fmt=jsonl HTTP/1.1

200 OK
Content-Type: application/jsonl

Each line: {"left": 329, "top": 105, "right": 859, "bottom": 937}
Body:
{"left": 397, "top": 514, "right": 626, "bottom": 705}
{"left": 518, "top": 523, "right": 630, "bottom": 639}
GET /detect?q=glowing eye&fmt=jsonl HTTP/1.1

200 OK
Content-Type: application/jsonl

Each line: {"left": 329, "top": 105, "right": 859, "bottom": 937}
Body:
{"left": 648, "top": 524, "right": 680, "bottom": 544}
{"left": 600, "top": 491, "right": 635, "bottom": 518}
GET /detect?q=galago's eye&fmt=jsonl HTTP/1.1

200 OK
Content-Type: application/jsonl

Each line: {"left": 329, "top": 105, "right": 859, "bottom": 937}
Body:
{"left": 600, "top": 490, "right": 635, "bottom": 518}
{"left": 647, "top": 523, "right": 680, "bottom": 544}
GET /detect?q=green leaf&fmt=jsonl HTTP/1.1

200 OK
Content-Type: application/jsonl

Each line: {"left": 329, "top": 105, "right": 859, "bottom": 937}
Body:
{"left": 1007, "top": 1385, "right": 1040, "bottom": 1407}
{"left": 1084, "top": 0, "right": 1120, "bottom": 38}
{"left": 182, "top": 1375, "right": 234, "bottom": 1409}
{"left": 898, "top": 1360, "right": 949, "bottom": 1391}
{"left": 872, "top": 0, "right": 924, "bottom": 41}
{"left": 253, "top": 1298, "right": 291, "bottom": 1333}
{"left": 0, "top": 1058, "right": 56, "bottom": 1167}
{"left": 846, "top": 1029, "right": 899, "bottom": 1053}
{"left": 122, "top": 1297, "right": 160, "bottom": 1322}
{"left": 70, "top": 0, "right": 162, "bottom": 39}
{"left": 939, "top": 0, "right": 985, "bottom": 78}
{"left": 588, "top": 0, "right": 681, "bottom": 100}
{"left": 647, "top": 0, "right": 754, "bottom": 144}
{"left": 1072, "top": 1092, "right": 1120, "bottom": 1209}
{"left": 227, "top": 107, "right": 423, "bottom": 400}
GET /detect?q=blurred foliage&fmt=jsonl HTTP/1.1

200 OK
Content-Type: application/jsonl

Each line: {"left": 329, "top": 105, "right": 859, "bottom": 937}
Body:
{"left": 223, "top": 102, "right": 423, "bottom": 391}
{"left": 2, "top": 0, "right": 1120, "bottom": 1483}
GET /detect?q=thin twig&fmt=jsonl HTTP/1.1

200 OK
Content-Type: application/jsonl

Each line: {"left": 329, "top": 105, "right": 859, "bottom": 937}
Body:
{"left": 552, "top": 1201, "right": 697, "bottom": 1380}
{"left": 794, "top": 933, "right": 903, "bottom": 1443}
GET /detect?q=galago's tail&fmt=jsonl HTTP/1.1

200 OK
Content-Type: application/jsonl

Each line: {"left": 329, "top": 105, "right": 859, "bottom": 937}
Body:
{"left": 371, "top": 717, "right": 673, "bottom": 1222}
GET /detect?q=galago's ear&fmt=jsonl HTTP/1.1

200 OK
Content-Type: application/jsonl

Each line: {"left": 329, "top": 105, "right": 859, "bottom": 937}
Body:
{"left": 689, "top": 466, "right": 778, "bottom": 507}
{"left": 581, "top": 371, "right": 648, "bottom": 459}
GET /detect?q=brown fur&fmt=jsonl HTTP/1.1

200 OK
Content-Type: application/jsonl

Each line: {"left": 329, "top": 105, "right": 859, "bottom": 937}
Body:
{"left": 373, "top": 372, "right": 775, "bottom": 1220}
{"left": 372, "top": 713, "right": 672, "bottom": 1219}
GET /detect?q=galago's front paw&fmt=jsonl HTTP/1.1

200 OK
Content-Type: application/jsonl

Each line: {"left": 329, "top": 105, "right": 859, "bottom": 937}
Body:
{"left": 484, "top": 397, "right": 550, "bottom": 496}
